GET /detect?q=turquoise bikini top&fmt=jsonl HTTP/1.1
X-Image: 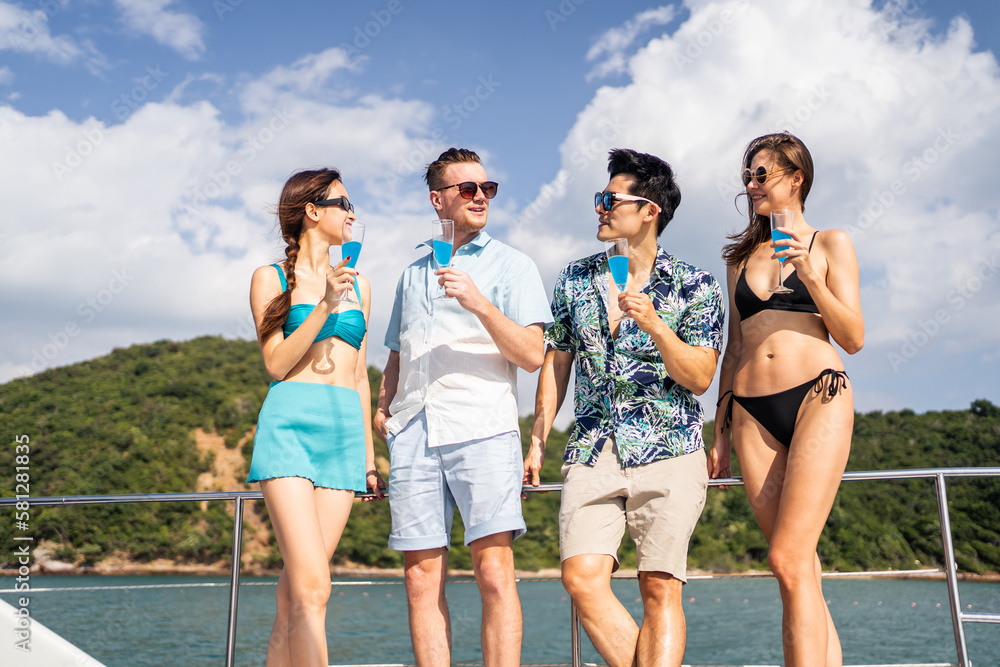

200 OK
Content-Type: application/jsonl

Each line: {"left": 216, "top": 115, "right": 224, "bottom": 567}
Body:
{"left": 273, "top": 264, "right": 366, "bottom": 350}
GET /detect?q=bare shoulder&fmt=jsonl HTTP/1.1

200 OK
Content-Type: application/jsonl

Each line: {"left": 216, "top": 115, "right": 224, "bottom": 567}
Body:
{"left": 356, "top": 272, "right": 372, "bottom": 296}
{"left": 815, "top": 228, "right": 855, "bottom": 253}
{"left": 251, "top": 264, "right": 283, "bottom": 297}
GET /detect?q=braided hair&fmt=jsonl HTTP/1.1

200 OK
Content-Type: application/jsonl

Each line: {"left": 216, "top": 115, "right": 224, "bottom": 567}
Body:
{"left": 257, "top": 168, "right": 342, "bottom": 341}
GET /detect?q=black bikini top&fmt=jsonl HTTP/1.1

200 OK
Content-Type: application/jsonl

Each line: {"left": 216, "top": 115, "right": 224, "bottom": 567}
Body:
{"left": 735, "top": 232, "right": 819, "bottom": 322}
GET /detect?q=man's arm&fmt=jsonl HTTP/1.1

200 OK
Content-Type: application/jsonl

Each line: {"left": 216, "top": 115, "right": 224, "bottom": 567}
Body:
{"left": 618, "top": 291, "right": 720, "bottom": 396}
{"left": 524, "top": 348, "right": 573, "bottom": 487}
{"left": 436, "top": 266, "right": 546, "bottom": 371}
{"left": 373, "top": 350, "right": 400, "bottom": 442}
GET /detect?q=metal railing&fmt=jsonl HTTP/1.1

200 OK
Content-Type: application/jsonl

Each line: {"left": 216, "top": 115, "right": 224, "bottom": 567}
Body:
{"left": 2, "top": 466, "right": 999, "bottom": 667}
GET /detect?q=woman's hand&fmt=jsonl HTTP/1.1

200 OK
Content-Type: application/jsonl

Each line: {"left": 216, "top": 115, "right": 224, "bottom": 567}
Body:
{"left": 322, "top": 256, "right": 357, "bottom": 305}
{"left": 771, "top": 227, "right": 818, "bottom": 283}
{"left": 363, "top": 468, "right": 387, "bottom": 502}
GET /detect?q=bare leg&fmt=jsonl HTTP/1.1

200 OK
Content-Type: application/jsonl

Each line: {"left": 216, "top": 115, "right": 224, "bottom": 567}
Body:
{"left": 561, "top": 554, "right": 638, "bottom": 667}
{"left": 404, "top": 548, "right": 451, "bottom": 667}
{"left": 261, "top": 478, "right": 354, "bottom": 667}
{"left": 818, "top": 555, "right": 843, "bottom": 667}
{"left": 636, "top": 572, "right": 685, "bottom": 667}
{"left": 733, "top": 385, "right": 853, "bottom": 667}
{"left": 266, "top": 568, "right": 291, "bottom": 665}
{"left": 470, "top": 532, "right": 522, "bottom": 667}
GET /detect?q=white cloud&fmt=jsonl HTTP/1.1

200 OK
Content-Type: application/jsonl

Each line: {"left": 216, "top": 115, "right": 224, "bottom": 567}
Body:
{"left": 586, "top": 5, "right": 675, "bottom": 81}
{"left": 0, "top": 50, "right": 448, "bottom": 382}
{"left": 0, "top": 65, "right": 11, "bottom": 84}
{"left": 0, "top": 0, "right": 86, "bottom": 63}
{"left": 114, "top": 0, "right": 206, "bottom": 60}
{"left": 511, "top": 0, "right": 1000, "bottom": 413}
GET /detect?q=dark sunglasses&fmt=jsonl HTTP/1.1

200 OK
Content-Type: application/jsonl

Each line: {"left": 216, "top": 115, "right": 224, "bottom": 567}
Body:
{"left": 312, "top": 195, "right": 354, "bottom": 213}
{"left": 742, "top": 165, "right": 793, "bottom": 187}
{"left": 437, "top": 181, "right": 499, "bottom": 199}
{"left": 594, "top": 191, "right": 655, "bottom": 211}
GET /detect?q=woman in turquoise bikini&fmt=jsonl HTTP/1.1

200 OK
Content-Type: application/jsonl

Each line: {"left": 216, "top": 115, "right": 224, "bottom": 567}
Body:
{"left": 247, "top": 168, "right": 385, "bottom": 667}
{"left": 710, "top": 133, "right": 864, "bottom": 666}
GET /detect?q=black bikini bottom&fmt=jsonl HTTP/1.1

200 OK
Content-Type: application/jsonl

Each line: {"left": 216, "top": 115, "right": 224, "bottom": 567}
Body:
{"left": 718, "top": 369, "right": 849, "bottom": 448}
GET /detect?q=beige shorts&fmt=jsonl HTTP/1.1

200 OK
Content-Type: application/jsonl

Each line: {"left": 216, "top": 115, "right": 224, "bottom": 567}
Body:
{"left": 559, "top": 441, "right": 708, "bottom": 582}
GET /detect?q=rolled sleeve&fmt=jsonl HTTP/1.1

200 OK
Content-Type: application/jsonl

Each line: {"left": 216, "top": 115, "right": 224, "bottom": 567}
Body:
{"left": 676, "top": 275, "right": 725, "bottom": 352}
{"left": 544, "top": 268, "right": 577, "bottom": 354}
{"left": 502, "top": 256, "right": 554, "bottom": 328}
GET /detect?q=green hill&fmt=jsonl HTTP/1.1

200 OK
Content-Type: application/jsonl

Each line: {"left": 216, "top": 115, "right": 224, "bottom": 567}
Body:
{"left": 1, "top": 336, "right": 998, "bottom": 574}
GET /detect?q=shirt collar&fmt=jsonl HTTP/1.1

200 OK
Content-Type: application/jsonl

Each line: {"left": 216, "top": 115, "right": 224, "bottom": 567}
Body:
{"left": 652, "top": 246, "right": 674, "bottom": 279}
{"left": 417, "top": 230, "right": 492, "bottom": 250}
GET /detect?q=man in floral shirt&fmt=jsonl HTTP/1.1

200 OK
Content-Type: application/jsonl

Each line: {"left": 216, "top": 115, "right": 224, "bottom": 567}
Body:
{"left": 525, "top": 149, "right": 724, "bottom": 667}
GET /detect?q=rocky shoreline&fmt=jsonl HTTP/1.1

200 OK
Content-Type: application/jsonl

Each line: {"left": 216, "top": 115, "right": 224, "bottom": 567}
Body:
{"left": 6, "top": 550, "right": 998, "bottom": 582}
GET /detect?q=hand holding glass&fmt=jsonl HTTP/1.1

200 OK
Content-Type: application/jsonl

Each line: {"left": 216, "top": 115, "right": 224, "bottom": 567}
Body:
{"left": 335, "top": 220, "right": 364, "bottom": 303}
{"left": 432, "top": 219, "right": 454, "bottom": 300}
{"left": 605, "top": 238, "right": 629, "bottom": 322}
{"left": 769, "top": 209, "right": 794, "bottom": 294}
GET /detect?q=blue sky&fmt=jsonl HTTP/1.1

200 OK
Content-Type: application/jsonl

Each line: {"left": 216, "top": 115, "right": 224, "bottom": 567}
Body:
{"left": 2, "top": 0, "right": 999, "bottom": 424}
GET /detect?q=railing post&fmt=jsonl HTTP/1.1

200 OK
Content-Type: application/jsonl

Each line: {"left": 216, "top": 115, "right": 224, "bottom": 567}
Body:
{"left": 225, "top": 496, "right": 246, "bottom": 667}
{"left": 570, "top": 599, "right": 581, "bottom": 667}
{"left": 936, "top": 473, "right": 971, "bottom": 667}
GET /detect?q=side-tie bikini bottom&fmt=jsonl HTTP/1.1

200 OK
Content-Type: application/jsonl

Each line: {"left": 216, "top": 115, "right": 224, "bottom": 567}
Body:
{"left": 718, "top": 369, "right": 849, "bottom": 449}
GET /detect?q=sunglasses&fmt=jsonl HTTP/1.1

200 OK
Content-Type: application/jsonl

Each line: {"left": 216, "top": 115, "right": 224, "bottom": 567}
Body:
{"left": 437, "top": 181, "right": 499, "bottom": 199}
{"left": 313, "top": 195, "right": 354, "bottom": 213}
{"left": 742, "top": 165, "right": 793, "bottom": 187}
{"left": 595, "top": 191, "right": 655, "bottom": 212}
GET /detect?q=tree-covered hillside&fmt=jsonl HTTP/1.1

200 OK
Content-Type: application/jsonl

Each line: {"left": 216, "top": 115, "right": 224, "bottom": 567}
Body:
{"left": 2, "top": 336, "right": 998, "bottom": 573}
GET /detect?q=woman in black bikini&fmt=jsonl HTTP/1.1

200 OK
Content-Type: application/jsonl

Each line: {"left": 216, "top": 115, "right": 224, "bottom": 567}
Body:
{"left": 710, "top": 133, "right": 864, "bottom": 666}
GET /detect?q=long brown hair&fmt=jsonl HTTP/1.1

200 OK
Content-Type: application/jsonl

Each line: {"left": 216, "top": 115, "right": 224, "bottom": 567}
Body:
{"left": 257, "top": 168, "right": 342, "bottom": 341}
{"left": 722, "top": 133, "right": 814, "bottom": 267}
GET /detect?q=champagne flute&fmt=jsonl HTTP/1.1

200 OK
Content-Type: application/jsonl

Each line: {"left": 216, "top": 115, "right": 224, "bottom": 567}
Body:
{"left": 605, "top": 238, "right": 629, "bottom": 322}
{"left": 334, "top": 219, "right": 364, "bottom": 303}
{"left": 769, "top": 209, "right": 794, "bottom": 294}
{"left": 431, "top": 219, "right": 454, "bottom": 300}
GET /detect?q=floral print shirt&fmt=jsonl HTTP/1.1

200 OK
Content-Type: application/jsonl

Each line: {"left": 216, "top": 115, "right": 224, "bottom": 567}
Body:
{"left": 546, "top": 248, "right": 724, "bottom": 467}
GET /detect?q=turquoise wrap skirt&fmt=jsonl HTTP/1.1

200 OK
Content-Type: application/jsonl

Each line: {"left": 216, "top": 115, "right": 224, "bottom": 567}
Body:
{"left": 247, "top": 381, "right": 366, "bottom": 493}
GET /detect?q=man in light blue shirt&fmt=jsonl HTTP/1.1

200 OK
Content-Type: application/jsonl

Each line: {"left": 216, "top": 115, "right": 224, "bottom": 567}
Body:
{"left": 375, "top": 148, "right": 552, "bottom": 667}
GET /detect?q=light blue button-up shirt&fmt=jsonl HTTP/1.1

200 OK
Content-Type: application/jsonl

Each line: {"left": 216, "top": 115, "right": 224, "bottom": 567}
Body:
{"left": 385, "top": 231, "right": 553, "bottom": 447}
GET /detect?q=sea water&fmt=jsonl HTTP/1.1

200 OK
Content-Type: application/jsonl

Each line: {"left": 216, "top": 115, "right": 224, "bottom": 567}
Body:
{"left": 2, "top": 575, "right": 998, "bottom": 666}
